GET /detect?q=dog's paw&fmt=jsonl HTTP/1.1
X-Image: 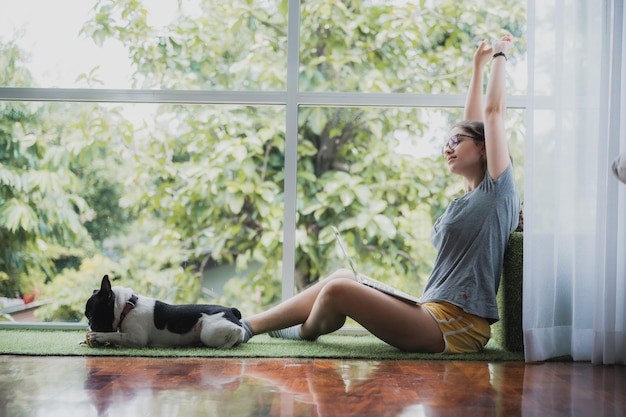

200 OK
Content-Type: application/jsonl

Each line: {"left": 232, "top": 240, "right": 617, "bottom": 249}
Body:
{"left": 205, "top": 326, "right": 244, "bottom": 349}
{"left": 82, "top": 332, "right": 112, "bottom": 348}
{"left": 199, "top": 314, "right": 244, "bottom": 349}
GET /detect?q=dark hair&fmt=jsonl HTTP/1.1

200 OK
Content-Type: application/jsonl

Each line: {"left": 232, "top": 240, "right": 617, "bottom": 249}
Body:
{"left": 453, "top": 119, "right": 515, "bottom": 166}
{"left": 452, "top": 120, "right": 485, "bottom": 141}
{"left": 452, "top": 120, "right": 487, "bottom": 173}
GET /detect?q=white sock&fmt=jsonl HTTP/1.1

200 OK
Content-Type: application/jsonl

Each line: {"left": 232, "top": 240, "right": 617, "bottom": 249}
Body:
{"left": 268, "top": 324, "right": 304, "bottom": 340}
{"left": 241, "top": 319, "right": 255, "bottom": 343}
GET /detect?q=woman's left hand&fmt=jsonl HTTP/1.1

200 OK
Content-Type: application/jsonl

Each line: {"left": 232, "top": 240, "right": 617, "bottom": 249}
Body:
{"left": 492, "top": 34, "right": 513, "bottom": 57}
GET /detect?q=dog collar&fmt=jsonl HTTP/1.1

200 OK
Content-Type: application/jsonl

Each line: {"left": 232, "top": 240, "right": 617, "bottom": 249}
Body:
{"left": 118, "top": 294, "right": 138, "bottom": 330}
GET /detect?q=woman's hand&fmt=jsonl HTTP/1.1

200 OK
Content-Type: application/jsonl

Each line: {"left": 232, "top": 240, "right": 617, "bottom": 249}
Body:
{"left": 473, "top": 39, "right": 493, "bottom": 70}
{"left": 465, "top": 33, "right": 513, "bottom": 122}
{"left": 475, "top": 34, "right": 513, "bottom": 69}
{"left": 491, "top": 34, "right": 513, "bottom": 58}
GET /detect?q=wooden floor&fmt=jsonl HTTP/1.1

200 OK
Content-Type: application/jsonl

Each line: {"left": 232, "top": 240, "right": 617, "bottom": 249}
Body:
{"left": 0, "top": 355, "right": 623, "bottom": 417}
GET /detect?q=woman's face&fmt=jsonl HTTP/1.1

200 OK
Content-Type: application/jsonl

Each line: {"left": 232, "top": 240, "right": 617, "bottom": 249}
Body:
{"left": 443, "top": 128, "right": 485, "bottom": 176}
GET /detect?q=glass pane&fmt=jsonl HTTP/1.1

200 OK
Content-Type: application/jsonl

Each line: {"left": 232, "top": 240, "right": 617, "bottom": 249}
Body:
{"left": 0, "top": 0, "right": 287, "bottom": 90}
{"left": 295, "top": 106, "right": 525, "bottom": 299}
{"left": 299, "top": 0, "right": 527, "bottom": 94}
{"left": 0, "top": 101, "right": 285, "bottom": 322}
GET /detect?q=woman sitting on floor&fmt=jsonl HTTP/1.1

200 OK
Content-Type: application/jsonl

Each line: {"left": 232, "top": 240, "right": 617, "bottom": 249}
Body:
{"left": 240, "top": 34, "right": 521, "bottom": 354}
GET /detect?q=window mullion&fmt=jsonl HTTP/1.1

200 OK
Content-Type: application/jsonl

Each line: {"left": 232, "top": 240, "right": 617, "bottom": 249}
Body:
{"left": 281, "top": 0, "right": 301, "bottom": 301}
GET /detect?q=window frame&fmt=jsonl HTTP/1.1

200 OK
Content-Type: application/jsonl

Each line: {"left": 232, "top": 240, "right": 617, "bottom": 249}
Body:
{"left": 0, "top": 0, "right": 531, "bottom": 329}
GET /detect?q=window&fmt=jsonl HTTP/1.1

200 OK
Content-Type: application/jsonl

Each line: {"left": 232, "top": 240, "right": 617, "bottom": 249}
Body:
{"left": 0, "top": 0, "right": 526, "bottom": 324}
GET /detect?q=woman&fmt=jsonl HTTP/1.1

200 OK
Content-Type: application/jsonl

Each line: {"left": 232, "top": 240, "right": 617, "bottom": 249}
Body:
{"left": 240, "top": 35, "right": 521, "bottom": 354}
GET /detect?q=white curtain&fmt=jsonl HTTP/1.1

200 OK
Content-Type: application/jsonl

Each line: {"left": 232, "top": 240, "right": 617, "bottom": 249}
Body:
{"left": 524, "top": 0, "right": 626, "bottom": 364}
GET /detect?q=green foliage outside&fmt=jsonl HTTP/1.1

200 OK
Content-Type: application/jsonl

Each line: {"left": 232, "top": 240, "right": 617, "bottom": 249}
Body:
{"left": 0, "top": 0, "right": 526, "bottom": 321}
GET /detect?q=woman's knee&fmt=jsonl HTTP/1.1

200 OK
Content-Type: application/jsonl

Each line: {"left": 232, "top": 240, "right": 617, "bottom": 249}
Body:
{"left": 316, "top": 277, "right": 357, "bottom": 307}
{"left": 316, "top": 269, "right": 357, "bottom": 289}
{"left": 326, "top": 268, "right": 357, "bottom": 281}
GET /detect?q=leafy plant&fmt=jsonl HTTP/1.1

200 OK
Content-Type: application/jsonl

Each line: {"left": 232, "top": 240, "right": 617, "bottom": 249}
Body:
{"left": 3, "top": 0, "right": 526, "bottom": 320}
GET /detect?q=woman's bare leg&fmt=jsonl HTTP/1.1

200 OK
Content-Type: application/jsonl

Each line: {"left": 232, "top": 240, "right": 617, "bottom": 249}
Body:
{"left": 244, "top": 269, "right": 355, "bottom": 336}
{"left": 244, "top": 269, "right": 445, "bottom": 353}
{"left": 300, "top": 277, "right": 444, "bottom": 352}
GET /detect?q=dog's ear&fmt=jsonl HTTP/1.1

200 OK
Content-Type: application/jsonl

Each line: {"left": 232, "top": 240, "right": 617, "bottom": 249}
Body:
{"left": 100, "top": 274, "right": 113, "bottom": 296}
{"left": 231, "top": 307, "right": 242, "bottom": 320}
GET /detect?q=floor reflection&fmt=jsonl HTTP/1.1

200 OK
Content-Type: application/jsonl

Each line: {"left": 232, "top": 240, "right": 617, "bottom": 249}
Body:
{"left": 0, "top": 355, "right": 623, "bottom": 417}
{"left": 243, "top": 359, "right": 504, "bottom": 416}
{"left": 83, "top": 357, "right": 249, "bottom": 417}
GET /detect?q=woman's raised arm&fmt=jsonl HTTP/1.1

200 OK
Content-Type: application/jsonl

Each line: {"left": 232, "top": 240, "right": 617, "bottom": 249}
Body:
{"left": 464, "top": 40, "right": 493, "bottom": 121}
{"left": 483, "top": 35, "right": 513, "bottom": 180}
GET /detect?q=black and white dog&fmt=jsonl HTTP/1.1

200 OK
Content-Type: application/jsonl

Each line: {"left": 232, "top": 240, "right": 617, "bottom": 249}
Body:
{"left": 85, "top": 275, "right": 244, "bottom": 349}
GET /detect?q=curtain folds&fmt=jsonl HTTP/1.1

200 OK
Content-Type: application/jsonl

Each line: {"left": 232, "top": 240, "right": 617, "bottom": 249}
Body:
{"left": 524, "top": 0, "right": 626, "bottom": 364}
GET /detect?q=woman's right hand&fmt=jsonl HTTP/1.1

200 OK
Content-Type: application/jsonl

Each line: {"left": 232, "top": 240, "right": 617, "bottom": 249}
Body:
{"left": 473, "top": 39, "right": 493, "bottom": 70}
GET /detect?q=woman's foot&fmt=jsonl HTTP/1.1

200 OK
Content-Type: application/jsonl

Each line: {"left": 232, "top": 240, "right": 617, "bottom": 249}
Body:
{"left": 268, "top": 324, "right": 317, "bottom": 341}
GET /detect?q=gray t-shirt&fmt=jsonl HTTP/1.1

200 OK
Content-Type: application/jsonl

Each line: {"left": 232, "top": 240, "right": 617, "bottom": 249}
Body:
{"left": 421, "top": 164, "right": 521, "bottom": 323}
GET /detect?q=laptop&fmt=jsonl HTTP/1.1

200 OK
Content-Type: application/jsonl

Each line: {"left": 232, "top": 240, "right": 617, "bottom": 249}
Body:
{"left": 331, "top": 226, "right": 421, "bottom": 305}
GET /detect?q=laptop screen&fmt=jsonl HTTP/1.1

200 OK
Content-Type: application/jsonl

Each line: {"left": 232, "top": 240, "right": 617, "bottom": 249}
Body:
{"left": 331, "top": 226, "right": 359, "bottom": 278}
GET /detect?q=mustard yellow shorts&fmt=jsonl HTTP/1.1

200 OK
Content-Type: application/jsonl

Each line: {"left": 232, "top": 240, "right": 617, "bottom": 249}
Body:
{"left": 422, "top": 301, "right": 491, "bottom": 354}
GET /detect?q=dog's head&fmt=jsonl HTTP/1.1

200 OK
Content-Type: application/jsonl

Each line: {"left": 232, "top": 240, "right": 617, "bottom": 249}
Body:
{"left": 85, "top": 275, "right": 116, "bottom": 332}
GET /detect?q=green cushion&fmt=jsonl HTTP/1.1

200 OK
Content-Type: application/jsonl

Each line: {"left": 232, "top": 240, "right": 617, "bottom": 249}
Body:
{"left": 492, "top": 232, "right": 523, "bottom": 352}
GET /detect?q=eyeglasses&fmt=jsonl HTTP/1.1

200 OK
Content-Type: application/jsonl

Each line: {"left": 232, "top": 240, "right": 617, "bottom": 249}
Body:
{"left": 443, "top": 133, "right": 476, "bottom": 153}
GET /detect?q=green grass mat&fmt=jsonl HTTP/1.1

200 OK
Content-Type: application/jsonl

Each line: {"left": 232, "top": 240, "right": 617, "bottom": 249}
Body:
{"left": 0, "top": 330, "right": 524, "bottom": 361}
